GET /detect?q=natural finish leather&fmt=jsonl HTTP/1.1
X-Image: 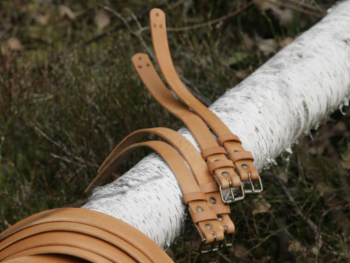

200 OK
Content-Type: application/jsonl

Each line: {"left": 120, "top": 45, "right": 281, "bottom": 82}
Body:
{"left": 126, "top": 53, "right": 241, "bottom": 189}
{"left": 87, "top": 140, "right": 225, "bottom": 243}
{"left": 0, "top": 208, "right": 173, "bottom": 263}
{"left": 86, "top": 127, "right": 234, "bottom": 234}
{"left": 149, "top": 9, "right": 259, "bottom": 182}
{"left": 3, "top": 255, "right": 89, "bottom": 263}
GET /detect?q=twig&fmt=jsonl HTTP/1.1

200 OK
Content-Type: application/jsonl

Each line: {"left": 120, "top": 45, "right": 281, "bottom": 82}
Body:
{"left": 274, "top": 173, "right": 320, "bottom": 238}
{"left": 264, "top": 0, "right": 323, "bottom": 18}
{"left": 286, "top": 0, "right": 325, "bottom": 13}
{"left": 166, "top": 1, "right": 255, "bottom": 32}
{"left": 65, "top": 1, "right": 170, "bottom": 54}
{"left": 102, "top": 5, "right": 156, "bottom": 63}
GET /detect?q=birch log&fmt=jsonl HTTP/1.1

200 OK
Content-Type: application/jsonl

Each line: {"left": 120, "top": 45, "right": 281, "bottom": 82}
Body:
{"left": 83, "top": 1, "right": 350, "bottom": 250}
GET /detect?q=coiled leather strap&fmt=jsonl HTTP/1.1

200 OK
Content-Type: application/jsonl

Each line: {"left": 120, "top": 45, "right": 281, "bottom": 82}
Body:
{"left": 0, "top": 208, "right": 173, "bottom": 263}
{"left": 149, "top": 9, "right": 259, "bottom": 182}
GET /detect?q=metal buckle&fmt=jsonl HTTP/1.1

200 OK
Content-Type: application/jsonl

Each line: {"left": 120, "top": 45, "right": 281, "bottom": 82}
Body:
{"left": 223, "top": 225, "right": 234, "bottom": 248}
{"left": 199, "top": 233, "right": 219, "bottom": 254}
{"left": 244, "top": 172, "right": 263, "bottom": 194}
{"left": 219, "top": 183, "right": 245, "bottom": 204}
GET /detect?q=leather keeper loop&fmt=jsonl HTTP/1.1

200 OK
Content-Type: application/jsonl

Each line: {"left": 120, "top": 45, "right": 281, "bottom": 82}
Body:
{"left": 208, "top": 160, "right": 235, "bottom": 175}
{"left": 201, "top": 146, "right": 227, "bottom": 160}
{"left": 191, "top": 210, "right": 217, "bottom": 223}
{"left": 229, "top": 151, "right": 254, "bottom": 162}
{"left": 209, "top": 204, "right": 231, "bottom": 215}
{"left": 199, "top": 182, "right": 219, "bottom": 193}
{"left": 217, "top": 134, "right": 242, "bottom": 146}
{"left": 183, "top": 192, "right": 207, "bottom": 204}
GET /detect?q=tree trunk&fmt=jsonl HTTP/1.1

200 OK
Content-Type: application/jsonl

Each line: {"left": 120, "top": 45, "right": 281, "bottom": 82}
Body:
{"left": 82, "top": 1, "right": 350, "bottom": 250}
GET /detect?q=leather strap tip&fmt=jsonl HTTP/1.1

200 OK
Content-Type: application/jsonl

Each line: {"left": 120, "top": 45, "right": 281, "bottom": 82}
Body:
{"left": 229, "top": 151, "right": 254, "bottom": 162}
{"left": 208, "top": 160, "right": 235, "bottom": 175}
{"left": 191, "top": 210, "right": 217, "bottom": 224}
{"left": 201, "top": 146, "right": 227, "bottom": 160}
{"left": 183, "top": 192, "right": 207, "bottom": 204}
{"left": 217, "top": 134, "right": 242, "bottom": 146}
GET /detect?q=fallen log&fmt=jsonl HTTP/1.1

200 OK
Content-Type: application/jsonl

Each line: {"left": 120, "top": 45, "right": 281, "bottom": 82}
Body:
{"left": 83, "top": 0, "right": 350, "bottom": 250}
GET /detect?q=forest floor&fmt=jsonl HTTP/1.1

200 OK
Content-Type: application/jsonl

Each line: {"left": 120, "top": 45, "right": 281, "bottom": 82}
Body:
{"left": 0, "top": 0, "right": 349, "bottom": 262}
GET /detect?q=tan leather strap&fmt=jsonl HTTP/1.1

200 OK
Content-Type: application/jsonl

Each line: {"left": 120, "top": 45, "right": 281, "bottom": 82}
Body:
{"left": 86, "top": 141, "right": 225, "bottom": 243}
{"left": 149, "top": 9, "right": 260, "bottom": 183}
{"left": 0, "top": 208, "right": 173, "bottom": 263}
{"left": 86, "top": 127, "right": 234, "bottom": 234}
{"left": 128, "top": 54, "right": 241, "bottom": 191}
{"left": 3, "top": 254, "right": 90, "bottom": 263}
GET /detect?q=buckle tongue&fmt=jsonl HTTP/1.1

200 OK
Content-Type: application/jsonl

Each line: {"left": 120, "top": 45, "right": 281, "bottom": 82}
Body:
{"left": 244, "top": 172, "right": 263, "bottom": 194}
{"left": 219, "top": 184, "right": 245, "bottom": 204}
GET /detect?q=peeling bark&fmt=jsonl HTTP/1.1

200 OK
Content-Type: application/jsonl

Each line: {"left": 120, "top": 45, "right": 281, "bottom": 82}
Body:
{"left": 83, "top": 1, "right": 350, "bottom": 250}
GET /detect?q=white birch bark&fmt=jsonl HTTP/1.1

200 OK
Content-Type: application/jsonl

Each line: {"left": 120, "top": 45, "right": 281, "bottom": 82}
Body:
{"left": 83, "top": 1, "right": 350, "bottom": 250}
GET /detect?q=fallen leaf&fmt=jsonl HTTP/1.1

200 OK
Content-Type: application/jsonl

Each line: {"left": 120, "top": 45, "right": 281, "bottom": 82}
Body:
{"left": 288, "top": 240, "right": 305, "bottom": 252}
{"left": 271, "top": 7, "right": 293, "bottom": 27}
{"left": 243, "top": 33, "right": 254, "bottom": 52}
{"left": 59, "top": 5, "right": 76, "bottom": 20}
{"left": 252, "top": 196, "right": 271, "bottom": 215}
{"left": 232, "top": 244, "right": 248, "bottom": 259}
{"left": 35, "top": 13, "right": 50, "bottom": 25}
{"left": 1, "top": 37, "right": 23, "bottom": 54}
{"left": 94, "top": 9, "right": 110, "bottom": 30}
{"left": 255, "top": 0, "right": 276, "bottom": 11}
{"left": 258, "top": 39, "right": 278, "bottom": 56}
{"left": 236, "top": 68, "right": 252, "bottom": 80}
{"left": 280, "top": 37, "right": 294, "bottom": 48}
{"left": 278, "top": 172, "right": 288, "bottom": 183}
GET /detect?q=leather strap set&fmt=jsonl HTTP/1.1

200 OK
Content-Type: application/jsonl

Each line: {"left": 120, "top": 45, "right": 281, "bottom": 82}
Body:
{"left": 0, "top": 8, "right": 263, "bottom": 262}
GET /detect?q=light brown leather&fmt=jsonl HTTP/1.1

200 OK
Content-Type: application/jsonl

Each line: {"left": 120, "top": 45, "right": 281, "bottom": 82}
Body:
{"left": 87, "top": 140, "right": 225, "bottom": 243}
{"left": 149, "top": 9, "right": 259, "bottom": 182}
{"left": 86, "top": 127, "right": 235, "bottom": 234}
{"left": 3, "top": 254, "right": 89, "bottom": 263}
{"left": 0, "top": 208, "right": 173, "bottom": 263}
{"left": 127, "top": 53, "right": 241, "bottom": 189}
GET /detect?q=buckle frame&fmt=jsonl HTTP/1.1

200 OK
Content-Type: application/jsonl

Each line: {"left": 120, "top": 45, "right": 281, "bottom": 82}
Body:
{"left": 244, "top": 172, "right": 263, "bottom": 194}
{"left": 219, "top": 183, "right": 245, "bottom": 204}
{"left": 199, "top": 233, "right": 219, "bottom": 254}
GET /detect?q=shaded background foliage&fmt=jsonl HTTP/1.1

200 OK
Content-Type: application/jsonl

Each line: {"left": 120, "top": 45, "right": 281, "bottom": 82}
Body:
{"left": 0, "top": 0, "right": 349, "bottom": 262}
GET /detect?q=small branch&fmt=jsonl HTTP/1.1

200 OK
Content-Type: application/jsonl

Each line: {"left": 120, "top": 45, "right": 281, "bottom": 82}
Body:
{"left": 166, "top": 1, "right": 255, "bottom": 32}
{"left": 286, "top": 0, "right": 325, "bottom": 13}
{"left": 264, "top": 0, "right": 323, "bottom": 18}
{"left": 102, "top": 5, "right": 156, "bottom": 63}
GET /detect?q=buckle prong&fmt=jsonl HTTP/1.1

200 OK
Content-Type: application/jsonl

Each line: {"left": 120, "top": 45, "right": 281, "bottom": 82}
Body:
{"left": 244, "top": 172, "right": 263, "bottom": 194}
{"left": 219, "top": 184, "right": 245, "bottom": 204}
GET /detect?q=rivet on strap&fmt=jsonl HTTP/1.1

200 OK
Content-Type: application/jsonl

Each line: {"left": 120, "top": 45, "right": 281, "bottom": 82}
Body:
{"left": 201, "top": 146, "right": 227, "bottom": 160}
{"left": 208, "top": 160, "right": 235, "bottom": 175}
{"left": 229, "top": 151, "right": 254, "bottom": 162}
{"left": 217, "top": 134, "right": 242, "bottom": 146}
{"left": 183, "top": 192, "right": 207, "bottom": 204}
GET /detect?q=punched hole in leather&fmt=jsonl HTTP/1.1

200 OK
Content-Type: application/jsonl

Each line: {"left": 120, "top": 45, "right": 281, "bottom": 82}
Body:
{"left": 149, "top": 8, "right": 262, "bottom": 193}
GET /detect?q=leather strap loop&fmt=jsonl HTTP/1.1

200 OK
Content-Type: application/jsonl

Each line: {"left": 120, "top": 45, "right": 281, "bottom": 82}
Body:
{"left": 191, "top": 210, "right": 217, "bottom": 224}
{"left": 209, "top": 204, "right": 231, "bottom": 215}
{"left": 229, "top": 151, "right": 254, "bottom": 162}
{"left": 217, "top": 134, "right": 242, "bottom": 146}
{"left": 183, "top": 192, "right": 206, "bottom": 204}
{"left": 208, "top": 160, "right": 235, "bottom": 175}
{"left": 199, "top": 182, "right": 219, "bottom": 193}
{"left": 201, "top": 146, "right": 227, "bottom": 160}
